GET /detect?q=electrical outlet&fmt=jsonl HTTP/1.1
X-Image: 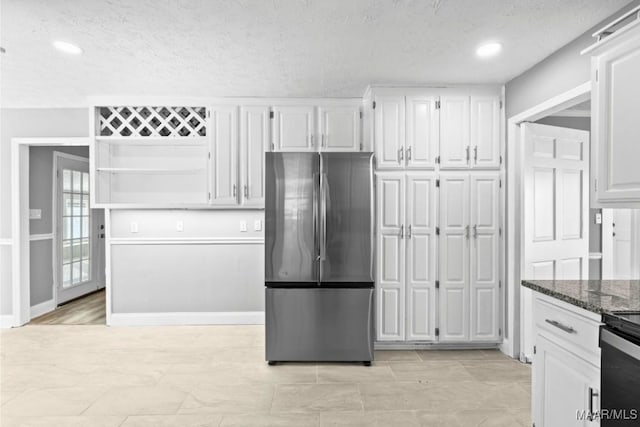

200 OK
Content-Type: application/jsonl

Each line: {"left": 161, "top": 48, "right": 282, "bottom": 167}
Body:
{"left": 176, "top": 220, "right": 184, "bottom": 232}
{"left": 595, "top": 213, "right": 602, "bottom": 225}
{"left": 254, "top": 219, "right": 262, "bottom": 231}
{"left": 240, "top": 221, "right": 247, "bottom": 232}
{"left": 130, "top": 222, "right": 138, "bottom": 233}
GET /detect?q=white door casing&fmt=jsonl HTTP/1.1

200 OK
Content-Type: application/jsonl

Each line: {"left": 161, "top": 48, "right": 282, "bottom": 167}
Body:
{"left": 406, "top": 96, "right": 439, "bottom": 169}
{"left": 405, "top": 173, "right": 438, "bottom": 341}
{"left": 210, "top": 105, "right": 239, "bottom": 205}
{"left": 470, "top": 173, "right": 501, "bottom": 341}
{"left": 318, "top": 105, "right": 361, "bottom": 151}
{"left": 602, "top": 209, "right": 640, "bottom": 279}
{"left": 240, "top": 106, "right": 269, "bottom": 207}
{"left": 439, "top": 95, "right": 470, "bottom": 169}
{"left": 374, "top": 96, "right": 406, "bottom": 169}
{"left": 273, "top": 106, "right": 316, "bottom": 151}
{"left": 438, "top": 173, "right": 470, "bottom": 341}
{"left": 376, "top": 173, "right": 405, "bottom": 341}
{"left": 522, "top": 122, "right": 589, "bottom": 359}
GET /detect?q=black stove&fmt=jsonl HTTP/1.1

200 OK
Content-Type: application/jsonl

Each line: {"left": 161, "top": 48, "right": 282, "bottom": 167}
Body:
{"left": 600, "top": 312, "right": 640, "bottom": 425}
{"left": 603, "top": 312, "right": 640, "bottom": 339}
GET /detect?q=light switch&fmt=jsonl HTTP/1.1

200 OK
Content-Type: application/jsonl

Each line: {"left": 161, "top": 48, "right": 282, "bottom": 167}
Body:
{"left": 254, "top": 220, "right": 262, "bottom": 231}
{"left": 130, "top": 222, "right": 138, "bottom": 233}
{"left": 595, "top": 213, "right": 602, "bottom": 225}
{"left": 29, "top": 209, "right": 42, "bottom": 220}
{"left": 176, "top": 220, "right": 184, "bottom": 232}
{"left": 240, "top": 221, "right": 247, "bottom": 232}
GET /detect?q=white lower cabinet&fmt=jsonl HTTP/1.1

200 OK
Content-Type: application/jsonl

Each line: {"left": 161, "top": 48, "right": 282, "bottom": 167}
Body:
{"left": 376, "top": 172, "right": 437, "bottom": 342}
{"left": 532, "top": 292, "right": 601, "bottom": 427}
{"left": 438, "top": 172, "right": 501, "bottom": 343}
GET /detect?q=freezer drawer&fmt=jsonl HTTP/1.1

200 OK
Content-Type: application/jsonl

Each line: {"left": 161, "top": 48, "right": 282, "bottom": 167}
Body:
{"left": 265, "top": 287, "right": 374, "bottom": 362}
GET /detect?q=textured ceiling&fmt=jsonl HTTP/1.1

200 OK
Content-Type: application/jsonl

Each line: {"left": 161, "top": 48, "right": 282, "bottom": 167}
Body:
{"left": 0, "top": 0, "right": 631, "bottom": 107}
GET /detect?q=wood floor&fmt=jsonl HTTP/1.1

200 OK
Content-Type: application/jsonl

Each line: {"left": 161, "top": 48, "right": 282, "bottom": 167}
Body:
{"left": 29, "top": 289, "right": 106, "bottom": 325}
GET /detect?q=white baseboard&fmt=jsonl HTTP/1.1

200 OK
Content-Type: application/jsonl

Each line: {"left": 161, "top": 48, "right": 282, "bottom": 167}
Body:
{"left": 0, "top": 315, "right": 16, "bottom": 328}
{"left": 30, "top": 299, "right": 56, "bottom": 319}
{"left": 374, "top": 342, "right": 500, "bottom": 350}
{"left": 108, "top": 311, "right": 265, "bottom": 326}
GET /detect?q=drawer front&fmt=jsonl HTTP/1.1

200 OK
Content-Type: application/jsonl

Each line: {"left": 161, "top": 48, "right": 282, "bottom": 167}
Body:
{"left": 534, "top": 296, "right": 601, "bottom": 363}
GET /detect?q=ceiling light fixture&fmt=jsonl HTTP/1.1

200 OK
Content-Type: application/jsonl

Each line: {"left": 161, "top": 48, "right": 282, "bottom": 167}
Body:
{"left": 476, "top": 42, "right": 502, "bottom": 58}
{"left": 53, "top": 40, "right": 83, "bottom": 55}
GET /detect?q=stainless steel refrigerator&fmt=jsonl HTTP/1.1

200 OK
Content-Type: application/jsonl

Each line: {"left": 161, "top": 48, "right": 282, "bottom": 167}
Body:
{"left": 265, "top": 152, "right": 375, "bottom": 364}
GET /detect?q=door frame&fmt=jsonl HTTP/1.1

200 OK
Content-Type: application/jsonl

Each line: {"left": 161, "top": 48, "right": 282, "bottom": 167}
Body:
{"left": 504, "top": 81, "right": 591, "bottom": 360}
{"left": 10, "top": 137, "right": 92, "bottom": 327}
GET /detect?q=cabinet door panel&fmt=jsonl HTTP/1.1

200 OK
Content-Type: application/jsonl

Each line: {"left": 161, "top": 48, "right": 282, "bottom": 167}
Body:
{"left": 406, "top": 96, "right": 438, "bottom": 169}
{"left": 319, "top": 105, "right": 361, "bottom": 151}
{"left": 533, "top": 335, "right": 599, "bottom": 427}
{"left": 406, "top": 174, "right": 437, "bottom": 341}
{"left": 593, "top": 31, "right": 640, "bottom": 204}
{"left": 273, "top": 106, "right": 315, "bottom": 151}
{"left": 439, "top": 174, "right": 470, "bottom": 341}
{"left": 374, "top": 96, "right": 405, "bottom": 169}
{"left": 440, "top": 96, "right": 470, "bottom": 169}
{"left": 210, "top": 105, "right": 238, "bottom": 205}
{"left": 470, "top": 174, "right": 500, "bottom": 341}
{"left": 240, "top": 106, "right": 269, "bottom": 207}
{"left": 376, "top": 174, "right": 405, "bottom": 341}
{"left": 470, "top": 96, "right": 500, "bottom": 169}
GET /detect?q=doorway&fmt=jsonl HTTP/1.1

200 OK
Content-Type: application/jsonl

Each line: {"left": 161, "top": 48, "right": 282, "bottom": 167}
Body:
{"left": 11, "top": 137, "right": 106, "bottom": 327}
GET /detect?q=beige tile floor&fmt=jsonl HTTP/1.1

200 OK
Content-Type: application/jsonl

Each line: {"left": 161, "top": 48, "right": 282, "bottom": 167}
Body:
{"left": 0, "top": 325, "right": 531, "bottom": 426}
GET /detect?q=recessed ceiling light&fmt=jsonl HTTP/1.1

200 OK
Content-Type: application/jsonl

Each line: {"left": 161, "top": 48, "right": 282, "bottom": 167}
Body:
{"left": 53, "top": 40, "right": 83, "bottom": 55}
{"left": 476, "top": 42, "right": 502, "bottom": 58}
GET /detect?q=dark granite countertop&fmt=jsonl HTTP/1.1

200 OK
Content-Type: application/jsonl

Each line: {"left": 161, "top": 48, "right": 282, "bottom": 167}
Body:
{"left": 522, "top": 280, "right": 640, "bottom": 314}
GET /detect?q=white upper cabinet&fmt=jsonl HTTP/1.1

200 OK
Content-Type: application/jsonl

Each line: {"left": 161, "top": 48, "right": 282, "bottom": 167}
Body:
{"left": 406, "top": 96, "right": 439, "bottom": 169}
{"left": 376, "top": 173, "right": 406, "bottom": 341}
{"left": 469, "top": 173, "right": 500, "bottom": 341}
{"left": 210, "top": 105, "right": 239, "bottom": 205}
{"left": 318, "top": 105, "right": 361, "bottom": 151}
{"left": 240, "top": 106, "right": 270, "bottom": 207}
{"left": 272, "top": 106, "right": 316, "bottom": 151}
{"left": 374, "top": 96, "right": 406, "bottom": 169}
{"left": 439, "top": 95, "right": 471, "bottom": 169}
{"left": 470, "top": 96, "right": 501, "bottom": 169}
{"left": 585, "top": 22, "right": 640, "bottom": 207}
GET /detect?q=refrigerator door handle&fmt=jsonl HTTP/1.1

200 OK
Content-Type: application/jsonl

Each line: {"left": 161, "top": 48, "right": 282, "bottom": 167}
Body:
{"left": 320, "top": 172, "right": 328, "bottom": 261}
{"left": 369, "top": 153, "right": 375, "bottom": 281}
{"left": 313, "top": 172, "right": 319, "bottom": 261}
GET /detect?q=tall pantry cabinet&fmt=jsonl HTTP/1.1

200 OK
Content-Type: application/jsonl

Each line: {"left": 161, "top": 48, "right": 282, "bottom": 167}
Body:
{"left": 367, "top": 86, "right": 503, "bottom": 344}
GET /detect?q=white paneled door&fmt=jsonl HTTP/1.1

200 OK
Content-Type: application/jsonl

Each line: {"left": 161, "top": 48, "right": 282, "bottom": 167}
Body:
{"left": 438, "top": 174, "right": 470, "bottom": 342}
{"left": 376, "top": 173, "right": 405, "bottom": 341}
{"left": 374, "top": 96, "right": 406, "bottom": 169}
{"left": 405, "top": 173, "right": 438, "bottom": 341}
{"left": 240, "top": 106, "right": 270, "bottom": 207}
{"left": 470, "top": 173, "right": 501, "bottom": 341}
{"left": 522, "top": 122, "right": 589, "bottom": 357}
{"left": 272, "top": 106, "right": 316, "bottom": 151}
{"left": 318, "top": 105, "right": 361, "bottom": 151}
{"left": 406, "top": 96, "right": 439, "bottom": 169}
{"left": 210, "top": 105, "right": 239, "bottom": 205}
{"left": 470, "top": 96, "right": 501, "bottom": 169}
{"left": 439, "top": 96, "right": 470, "bottom": 169}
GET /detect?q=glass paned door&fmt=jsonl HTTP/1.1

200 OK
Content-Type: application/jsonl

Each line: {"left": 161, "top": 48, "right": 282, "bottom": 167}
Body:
{"left": 62, "top": 169, "right": 91, "bottom": 287}
{"left": 56, "top": 154, "right": 100, "bottom": 305}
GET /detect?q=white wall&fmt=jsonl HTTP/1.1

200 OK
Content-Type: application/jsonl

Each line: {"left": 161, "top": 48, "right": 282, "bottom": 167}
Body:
{"left": 0, "top": 108, "right": 89, "bottom": 315}
{"left": 109, "top": 210, "right": 265, "bottom": 315}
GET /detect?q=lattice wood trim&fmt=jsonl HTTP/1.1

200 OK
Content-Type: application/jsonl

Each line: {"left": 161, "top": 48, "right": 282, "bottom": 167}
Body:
{"left": 98, "top": 106, "right": 207, "bottom": 137}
